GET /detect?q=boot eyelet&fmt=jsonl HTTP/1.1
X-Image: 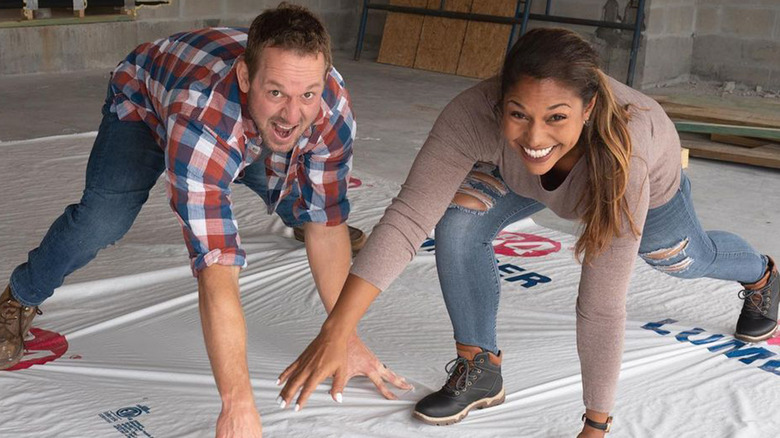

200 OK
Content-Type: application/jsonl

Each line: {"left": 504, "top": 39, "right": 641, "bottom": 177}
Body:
{"left": 467, "top": 382, "right": 472, "bottom": 386}
{"left": 477, "top": 369, "right": 482, "bottom": 373}
{"left": 479, "top": 359, "right": 484, "bottom": 364}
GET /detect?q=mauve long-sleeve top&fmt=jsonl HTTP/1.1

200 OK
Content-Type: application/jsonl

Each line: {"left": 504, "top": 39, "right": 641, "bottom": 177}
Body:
{"left": 350, "top": 75, "right": 682, "bottom": 412}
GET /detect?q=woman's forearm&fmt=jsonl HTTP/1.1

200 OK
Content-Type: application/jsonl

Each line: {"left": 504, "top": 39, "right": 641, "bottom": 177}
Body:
{"left": 321, "top": 274, "right": 381, "bottom": 339}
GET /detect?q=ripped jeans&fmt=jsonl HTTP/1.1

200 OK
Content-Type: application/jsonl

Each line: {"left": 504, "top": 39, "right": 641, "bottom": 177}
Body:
{"left": 435, "top": 164, "right": 768, "bottom": 353}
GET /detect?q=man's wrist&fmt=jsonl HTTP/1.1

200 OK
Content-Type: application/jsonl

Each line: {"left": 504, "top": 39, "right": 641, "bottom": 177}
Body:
{"left": 220, "top": 390, "right": 256, "bottom": 410}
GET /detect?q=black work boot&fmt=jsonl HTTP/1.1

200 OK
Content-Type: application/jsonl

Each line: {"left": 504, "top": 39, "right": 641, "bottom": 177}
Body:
{"left": 735, "top": 256, "right": 779, "bottom": 343}
{"left": 413, "top": 343, "right": 505, "bottom": 426}
{"left": 0, "top": 284, "right": 41, "bottom": 370}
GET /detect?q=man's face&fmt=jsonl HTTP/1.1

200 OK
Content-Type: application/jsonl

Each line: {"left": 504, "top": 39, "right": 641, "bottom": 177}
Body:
{"left": 238, "top": 47, "right": 327, "bottom": 153}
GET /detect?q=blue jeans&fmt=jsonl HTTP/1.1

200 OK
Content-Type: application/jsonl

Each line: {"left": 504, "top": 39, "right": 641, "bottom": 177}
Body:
{"left": 9, "top": 85, "right": 296, "bottom": 307}
{"left": 435, "top": 164, "right": 768, "bottom": 354}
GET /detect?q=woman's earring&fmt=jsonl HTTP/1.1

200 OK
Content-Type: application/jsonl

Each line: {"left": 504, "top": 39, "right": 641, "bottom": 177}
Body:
{"left": 584, "top": 119, "right": 591, "bottom": 127}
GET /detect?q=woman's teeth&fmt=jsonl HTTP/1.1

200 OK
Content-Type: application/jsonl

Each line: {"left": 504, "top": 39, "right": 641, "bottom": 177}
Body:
{"left": 523, "top": 146, "right": 554, "bottom": 159}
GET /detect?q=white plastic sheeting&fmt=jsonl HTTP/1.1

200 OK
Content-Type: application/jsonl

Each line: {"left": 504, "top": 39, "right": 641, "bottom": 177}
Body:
{"left": 2, "top": 135, "right": 780, "bottom": 437}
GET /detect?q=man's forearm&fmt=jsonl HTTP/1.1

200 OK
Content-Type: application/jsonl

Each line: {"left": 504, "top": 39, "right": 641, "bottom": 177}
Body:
{"left": 303, "top": 222, "right": 351, "bottom": 313}
{"left": 198, "top": 264, "right": 255, "bottom": 408}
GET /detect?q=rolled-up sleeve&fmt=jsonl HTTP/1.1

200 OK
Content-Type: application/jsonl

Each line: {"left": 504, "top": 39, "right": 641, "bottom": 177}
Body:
{"left": 165, "top": 116, "right": 246, "bottom": 275}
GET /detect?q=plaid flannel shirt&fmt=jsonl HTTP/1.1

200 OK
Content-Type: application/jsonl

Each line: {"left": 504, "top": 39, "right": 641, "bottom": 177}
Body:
{"left": 108, "top": 27, "right": 355, "bottom": 275}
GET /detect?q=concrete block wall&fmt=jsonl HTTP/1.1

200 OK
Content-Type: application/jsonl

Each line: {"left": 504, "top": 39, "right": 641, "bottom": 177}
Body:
{"left": 639, "top": 0, "right": 695, "bottom": 87}
{"left": 692, "top": 0, "right": 780, "bottom": 88}
{"left": 0, "top": 0, "right": 362, "bottom": 75}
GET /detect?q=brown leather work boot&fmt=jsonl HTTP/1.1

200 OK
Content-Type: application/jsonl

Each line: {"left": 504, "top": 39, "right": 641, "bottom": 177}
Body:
{"left": 0, "top": 285, "right": 41, "bottom": 370}
{"left": 293, "top": 225, "right": 368, "bottom": 255}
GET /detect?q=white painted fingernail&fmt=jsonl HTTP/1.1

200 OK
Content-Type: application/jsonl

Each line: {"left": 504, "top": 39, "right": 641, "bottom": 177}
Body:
{"left": 279, "top": 400, "right": 287, "bottom": 409}
{"left": 335, "top": 393, "right": 343, "bottom": 403}
{"left": 294, "top": 404, "right": 301, "bottom": 412}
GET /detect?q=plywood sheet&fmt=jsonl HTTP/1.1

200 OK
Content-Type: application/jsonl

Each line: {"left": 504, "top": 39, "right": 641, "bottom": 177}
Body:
{"left": 376, "top": 0, "right": 429, "bottom": 68}
{"left": 456, "top": 0, "right": 515, "bottom": 79}
{"left": 413, "top": 0, "right": 473, "bottom": 74}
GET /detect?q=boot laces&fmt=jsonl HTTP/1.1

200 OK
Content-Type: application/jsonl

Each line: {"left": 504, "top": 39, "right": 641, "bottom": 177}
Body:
{"left": 0, "top": 297, "right": 22, "bottom": 339}
{"left": 738, "top": 288, "right": 769, "bottom": 315}
{"left": 443, "top": 357, "right": 477, "bottom": 393}
{"left": 0, "top": 297, "right": 41, "bottom": 341}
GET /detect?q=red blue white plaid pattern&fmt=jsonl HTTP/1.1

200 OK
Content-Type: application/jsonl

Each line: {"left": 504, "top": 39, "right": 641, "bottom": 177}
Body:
{"left": 108, "top": 27, "right": 355, "bottom": 275}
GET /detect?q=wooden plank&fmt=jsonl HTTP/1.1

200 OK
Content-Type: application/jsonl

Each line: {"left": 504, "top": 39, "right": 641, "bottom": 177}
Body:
{"left": 413, "top": 0, "right": 473, "bottom": 74}
{"left": 674, "top": 120, "right": 780, "bottom": 142}
{"left": 681, "top": 138, "right": 780, "bottom": 170}
{"left": 455, "top": 0, "right": 514, "bottom": 79}
{"left": 376, "top": 0, "right": 428, "bottom": 68}
{"left": 651, "top": 94, "right": 780, "bottom": 129}
{"left": 710, "top": 134, "right": 771, "bottom": 149}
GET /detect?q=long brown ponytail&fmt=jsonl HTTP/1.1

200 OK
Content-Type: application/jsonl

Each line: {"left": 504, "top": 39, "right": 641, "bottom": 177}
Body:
{"left": 501, "top": 28, "right": 639, "bottom": 263}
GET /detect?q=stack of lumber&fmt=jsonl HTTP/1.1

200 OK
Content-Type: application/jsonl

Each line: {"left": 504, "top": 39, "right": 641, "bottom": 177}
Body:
{"left": 651, "top": 94, "right": 780, "bottom": 170}
{"left": 376, "top": 0, "right": 516, "bottom": 79}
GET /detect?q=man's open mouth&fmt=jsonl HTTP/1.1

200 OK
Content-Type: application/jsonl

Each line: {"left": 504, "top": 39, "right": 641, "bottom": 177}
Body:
{"left": 272, "top": 122, "right": 297, "bottom": 140}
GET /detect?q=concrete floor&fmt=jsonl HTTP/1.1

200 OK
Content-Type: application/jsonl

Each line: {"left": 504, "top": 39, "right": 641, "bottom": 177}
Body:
{"left": 1, "top": 51, "right": 778, "bottom": 257}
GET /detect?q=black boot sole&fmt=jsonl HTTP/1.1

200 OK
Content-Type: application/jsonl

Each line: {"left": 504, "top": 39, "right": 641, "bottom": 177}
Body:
{"left": 412, "top": 387, "right": 505, "bottom": 426}
{"left": 735, "top": 322, "right": 779, "bottom": 343}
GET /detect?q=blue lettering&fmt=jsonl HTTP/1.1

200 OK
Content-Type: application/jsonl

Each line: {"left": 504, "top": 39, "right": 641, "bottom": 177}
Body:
{"left": 708, "top": 339, "right": 745, "bottom": 354}
{"left": 508, "top": 272, "right": 552, "bottom": 288}
{"left": 760, "top": 360, "right": 780, "bottom": 376}
{"left": 725, "top": 347, "right": 776, "bottom": 365}
{"left": 641, "top": 319, "right": 678, "bottom": 336}
{"left": 689, "top": 334, "right": 725, "bottom": 345}
{"left": 498, "top": 263, "right": 525, "bottom": 277}
{"left": 708, "top": 339, "right": 776, "bottom": 364}
{"left": 675, "top": 328, "right": 705, "bottom": 342}
{"left": 675, "top": 328, "right": 725, "bottom": 345}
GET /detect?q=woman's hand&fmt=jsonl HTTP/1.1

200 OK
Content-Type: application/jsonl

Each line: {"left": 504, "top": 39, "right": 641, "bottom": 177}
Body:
{"left": 342, "top": 333, "right": 413, "bottom": 400}
{"left": 277, "top": 331, "right": 412, "bottom": 409}
{"left": 277, "top": 274, "right": 389, "bottom": 410}
{"left": 277, "top": 329, "right": 349, "bottom": 411}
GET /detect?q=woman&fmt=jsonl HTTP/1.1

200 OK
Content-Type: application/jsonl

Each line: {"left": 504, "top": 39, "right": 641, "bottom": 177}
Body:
{"left": 276, "top": 28, "right": 778, "bottom": 436}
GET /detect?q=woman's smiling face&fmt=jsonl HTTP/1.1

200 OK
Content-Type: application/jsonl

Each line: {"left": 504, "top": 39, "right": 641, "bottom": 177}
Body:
{"left": 502, "top": 76, "right": 595, "bottom": 176}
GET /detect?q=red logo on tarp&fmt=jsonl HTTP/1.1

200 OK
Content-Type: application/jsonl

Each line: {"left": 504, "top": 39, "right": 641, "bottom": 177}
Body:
{"left": 768, "top": 332, "right": 780, "bottom": 346}
{"left": 493, "top": 232, "right": 562, "bottom": 258}
{"left": 348, "top": 177, "right": 362, "bottom": 189}
{"left": 3, "top": 327, "right": 68, "bottom": 371}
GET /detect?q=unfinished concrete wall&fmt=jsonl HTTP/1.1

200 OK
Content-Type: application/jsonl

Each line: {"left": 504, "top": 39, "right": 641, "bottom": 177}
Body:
{"left": 0, "top": 0, "right": 361, "bottom": 75}
{"left": 357, "top": 0, "right": 779, "bottom": 90}
{"left": 639, "top": 0, "right": 694, "bottom": 87}
{"left": 692, "top": 0, "right": 780, "bottom": 88}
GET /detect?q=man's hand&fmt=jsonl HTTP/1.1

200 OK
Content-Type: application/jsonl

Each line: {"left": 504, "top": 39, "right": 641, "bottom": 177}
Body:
{"left": 216, "top": 403, "right": 263, "bottom": 438}
{"left": 341, "top": 333, "right": 413, "bottom": 400}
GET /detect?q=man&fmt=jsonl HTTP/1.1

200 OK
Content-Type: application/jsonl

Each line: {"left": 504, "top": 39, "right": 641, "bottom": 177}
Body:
{"left": 0, "top": 3, "right": 410, "bottom": 437}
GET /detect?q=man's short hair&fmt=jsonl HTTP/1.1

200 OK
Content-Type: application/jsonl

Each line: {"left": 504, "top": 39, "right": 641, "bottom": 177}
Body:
{"left": 245, "top": 2, "right": 332, "bottom": 78}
